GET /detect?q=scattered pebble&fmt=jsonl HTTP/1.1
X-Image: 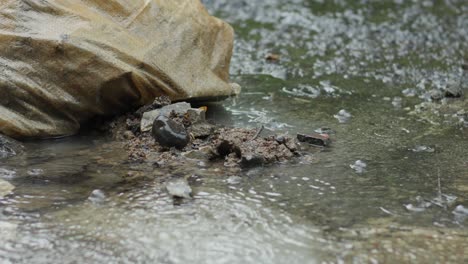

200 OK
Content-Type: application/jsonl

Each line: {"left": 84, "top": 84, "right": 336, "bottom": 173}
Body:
{"left": 411, "top": 145, "right": 435, "bottom": 153}
{"left": 404, "top": 204, "right": 426, "bottom": 212}
{"left": 453, "top": 205, "right": 468, "bottom": 215}
{"left": 297, "top": 133, "right": 330, "bottom": 147}
{"left": 402, "top": 88, "right": 417, "bottom": 97}
{"left": 334, "top": 109, "right": 352, "bottom": 123}
{"left": 88, "top": 189, "right": 106, "bottom": 204}
{"left": 227, "top": 176, "right": 242, "bottom": 185}
{"left": 166, "top": 179, "right": 192, "bottom": 199}
{"left": 314, "top": 127, "right": 335, "bottom": 135}
{"left": 265, "top": 53, "right": 281, "bottom": 62}
{"left": 152, "top": 115, "right": 190, "bottom": 150}
{"left": 350, "top": 160, "right": 367, "bottom": 174}
{"left": 140, "top": 102, "right": 191, "bottom": 132}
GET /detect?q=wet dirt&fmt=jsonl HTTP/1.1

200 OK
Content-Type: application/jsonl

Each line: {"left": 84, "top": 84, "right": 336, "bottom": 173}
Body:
{"left": 106, "top": 99, "right": 300, "bottom": 170}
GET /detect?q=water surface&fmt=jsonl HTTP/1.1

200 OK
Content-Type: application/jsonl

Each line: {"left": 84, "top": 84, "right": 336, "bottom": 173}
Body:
{"left": 1, "top": 0, "right": 468, "bottom": 263}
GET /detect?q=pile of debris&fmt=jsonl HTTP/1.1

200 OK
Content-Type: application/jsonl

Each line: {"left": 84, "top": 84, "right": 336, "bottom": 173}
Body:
{"left": 107, "top": 97, "right": 331, "bottom": 169}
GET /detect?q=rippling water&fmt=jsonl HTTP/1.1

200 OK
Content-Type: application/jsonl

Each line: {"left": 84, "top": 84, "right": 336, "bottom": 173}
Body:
{"left": 1, "top": 0, "right": 468, "bottom": 263}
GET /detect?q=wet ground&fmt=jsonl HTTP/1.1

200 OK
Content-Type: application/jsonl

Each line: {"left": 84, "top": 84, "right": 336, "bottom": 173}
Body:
{"left": 1, "top": 0, "right": 468, "bottom": 263}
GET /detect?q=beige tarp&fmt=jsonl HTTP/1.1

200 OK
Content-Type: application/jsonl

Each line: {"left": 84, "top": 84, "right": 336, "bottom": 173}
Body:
{"left": 0, "top": 0, "right": 236, "bottom": 138}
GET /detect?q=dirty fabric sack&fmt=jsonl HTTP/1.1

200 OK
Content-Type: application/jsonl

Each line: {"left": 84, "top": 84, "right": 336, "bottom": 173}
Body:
{"left": 0, "top": 0, "right": 236, "bottom": 138}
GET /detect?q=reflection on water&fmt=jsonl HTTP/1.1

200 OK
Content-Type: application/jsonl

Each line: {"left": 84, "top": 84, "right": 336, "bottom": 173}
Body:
{"left": 1, "top": 0, "right": 468, "bottom": 263}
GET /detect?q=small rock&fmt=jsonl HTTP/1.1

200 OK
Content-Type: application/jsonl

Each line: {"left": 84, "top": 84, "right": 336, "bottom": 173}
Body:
{"left": 283, "top": 137, "right": 298, "bottom": 152}
{"left": 191, "top": 122, "right": 216, "bottom": 139}
{"left": 453, "top": 205, "right": 468, "bottom": 222}
{"left": 462, "top": 63, "right": 468, "bottom": 71}
{"left": 334, "top": 109, "right": 352, "bottom": 123}
{"left": 404, "top": 203, "right": 426, "bottom": 213}
{"left": 166, "top": 179, "right": 192, "bottom": 199}
{"left": 88, "top": 189, "right": 106, "bottom": 204}
{"left": 402, "top": 88, "right": 417, "bottom": 97}
{"left": 453, "top": 205, "right": 468, "bottom": 215}
{"left": 444, "top": 81, "right": 463, "bottom": 98}
{"left": 140, "top": 102, "right": 191, "bottom": 132}
{"left": 275, "top": 135, "right": 287, "bottom": 144}
{"left": 226, "top": 176, "right": 242, "bottom": 185}
{"left": 429, "top": 89, "right": 444, "bottom": 101}
{"left": 135, "top": 96, "right": 172, "bottom": 117}
{"left": 182, "top": 146, "right": 214, "bottom": 160}
{"left": 314, "top": 128, "right": 335, "bottom": 135}
{"left": 230, "top": 83, "right": 242, "bottom": 95}
{"left": 0, "top": 179, "right": 15, "bottom": 198}
{"left": 123, "top": 130, "right": 135, "bottom": 140}
{"left": 265, "top": 53, "right": 281, "bottom": 62}
{"left": 186, "top": 108, "right": 206, "bottom": 124}
{"left": 411, "top": 145, "right": 435, "bottom": 153}
{"left": 297, "top": 133, "right": 330, "bottom": 146}
{"left": 152, "top": 115, "right": 190, "bottom": 149}
{"left": 350, "top": 160, "right": 367, "bottom": 174}
{"left": 240, "top": 153, "right": 265, "bottom": 168}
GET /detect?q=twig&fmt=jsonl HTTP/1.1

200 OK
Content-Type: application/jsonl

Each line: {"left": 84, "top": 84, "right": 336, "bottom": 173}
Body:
{"left": 251, "top": 125, "right": 264, "bottom": 141}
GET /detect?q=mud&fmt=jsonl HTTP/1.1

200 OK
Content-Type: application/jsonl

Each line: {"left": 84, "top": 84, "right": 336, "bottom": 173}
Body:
{"left": 106, "top": 99, "right": 301, "bottom": 169}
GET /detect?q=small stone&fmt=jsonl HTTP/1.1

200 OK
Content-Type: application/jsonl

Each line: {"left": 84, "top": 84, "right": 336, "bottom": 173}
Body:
{"left": 88, "top": 189, "right": 106, "bottom": 204}
{"left": 404, "top": 204, "right": 426, "bottom": 212}
{"left": 314, "top": 128, "right": 335, "bottom": 135}
{"left": 453, "top": 205, "right": 468, "bottom": 215}
{"left": 402, "top": 88, "right": 417, "bottom": 97}
{"left": 123, "top": 130, "right": 135, "bottom": 140}
{"left": 275, "top": 135, "right": 286, "bottom": 144}
{"left": 265, "top": 53, "right": 281, "bottom": 62}
{"left": 226, "top": 176, "right": 242, "bottom": 185}
{"left": 230, "top": 83, "right": 242, "bottom": 95}
{"left": 350, "top": 160, "right": 367, "bottom": 174}
{"left": 135, "top": 96, "right": 172, "bottom": 117}
{"left": 334, "top": 109, "right": 352, "bottom": 123}
{"left": 411, "top": 145, "right": 435, "bottom": 153}
{"left": 182, "top": 146, "right": 214, "bottom": 160}
{"left": 240, "top": 153, "right": 265, "bottom": 168}
{"left": 297, "top": 133, "right": 330, "bottom": 146}
{"left": 166, "top": 179, "right": 192, "bottom": 199}
{"left": 429, "top": 89, "right": 444, "bottom": 101}
{"left": 140, "top": 102, "right": 191, "bottom": 132}
{"left": 191, "top": 122, "right": 215, "bottom": 138}
{"left": 444, "top": 81, "right": 463, "bottom": 98}
{"left": 152, "top": 115, "right": 190, "bottom": 149}
{"left": 186, "top": 108, "right": 206, "bottom": 124}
